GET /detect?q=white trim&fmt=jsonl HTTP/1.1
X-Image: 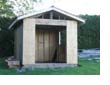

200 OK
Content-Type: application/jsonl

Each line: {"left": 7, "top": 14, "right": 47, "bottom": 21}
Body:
{"left": 18, "top": 7, "right": 52, "bottom": 20}
{"left": 52, "top": 7, "right": 85, "bottom": 23}
{"left": 9, "top": 6, "right": 85, "bottom": 29}
{"left": 59, "top": 32, "right": 61, "bottom": 45}
{"left": 9, "top": 18, "right": 18, "bottom": 29}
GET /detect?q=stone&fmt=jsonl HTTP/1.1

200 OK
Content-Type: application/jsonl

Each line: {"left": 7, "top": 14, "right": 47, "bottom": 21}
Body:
{"left": 16, "top": 68, "right": 26, "bottom": 73}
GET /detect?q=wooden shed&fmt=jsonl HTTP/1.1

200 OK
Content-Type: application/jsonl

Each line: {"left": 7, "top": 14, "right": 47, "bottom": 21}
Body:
{"left": 8, "top": 6, "right": 85, "bottom": 68}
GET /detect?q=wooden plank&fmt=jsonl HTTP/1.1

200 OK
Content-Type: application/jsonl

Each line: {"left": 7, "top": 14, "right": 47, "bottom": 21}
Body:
{"left": 49, "top": 32, "right": 52, "bottom": 62}
{"left": 38, "top": 31, "right": 44, "bottom": 62}
{"left": 35, "top": 31, "right": 39, "bottom": 62}
{"left": 56, "top": 31, "right": 59, "bottom": 62}
{"left": 52, "top": 32, "right": 56, "bottom": 59}
{"left": 59, "top": 45, "right": 66, "bottom": 63}
{"left": 44, "top": 31, "right": 49, "bottom": 62}
{"left": 49, "top": 31, "right": 56, "bottom": 62}
{"left": 35, "top": 19, "right": 66, "bottom": 26}
{"left": 54, "top": 31, "right": 58, "bottom": 62}
{"left": 35, "top": 29, "right": 60, "bottom": 63}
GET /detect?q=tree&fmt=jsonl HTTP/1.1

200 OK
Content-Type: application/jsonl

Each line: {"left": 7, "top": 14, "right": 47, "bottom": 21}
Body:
{"left": 0, "top": 17, "right": 14, "bottom": 57}
{"left": 78, "top": 15, "right": 100, "bottom": 49}
{"left": 61, "top": 15, "right": 100, "bottom": 49}
{"left": 0, "top": 0, "right": 62, "bottom": 16}
{"left": 0, "top": 0, "right": 14, "bottom": 17}
{"left": 0, "top": 0, "right": 14, "bottom": 57}
{"left": 8, "top": 0, "right": 42, "bottom": 16}
{"left": 8, "top": 0, "right": 62, "bottom": 16}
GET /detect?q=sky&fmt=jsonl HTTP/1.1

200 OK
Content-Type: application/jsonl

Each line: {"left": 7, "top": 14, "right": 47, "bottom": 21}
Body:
{"left": 9, "top": 0, "right": 101, "bottom": 16}
{"left": 37, "top": 0, "right": 100, "bottom": 15}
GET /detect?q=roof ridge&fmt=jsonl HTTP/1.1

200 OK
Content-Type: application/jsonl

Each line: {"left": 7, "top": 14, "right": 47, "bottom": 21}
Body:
{"left": 9, "top": 6, "right": 85, "bottom": 29}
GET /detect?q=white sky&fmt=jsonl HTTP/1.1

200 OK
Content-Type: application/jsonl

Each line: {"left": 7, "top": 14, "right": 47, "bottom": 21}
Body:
{"left": 37, "top": 0, "right": 100, "bottom": 15}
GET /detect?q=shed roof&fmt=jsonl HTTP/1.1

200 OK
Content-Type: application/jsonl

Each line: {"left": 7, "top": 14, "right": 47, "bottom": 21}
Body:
{"left": 9, "top": 6, "right": 85, "bottom": 29}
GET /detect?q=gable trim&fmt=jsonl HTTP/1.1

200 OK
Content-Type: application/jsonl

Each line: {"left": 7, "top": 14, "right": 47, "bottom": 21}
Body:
{"left": 9, "top": 6, "right": 85, "bottom": 29}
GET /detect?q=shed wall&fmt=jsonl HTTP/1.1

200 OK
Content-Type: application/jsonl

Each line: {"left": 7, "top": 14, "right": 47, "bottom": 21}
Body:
{"left": 20, "top": 18, "right": 78, "bottom": 65}
{"left": 23, "top": 18, "right": 35, "bottom": 65}
{"left": 14, "top": 24, "right": 23, "bottom": 61}
{"left": 67, "top": 21, "right": 78, "bottom": 64}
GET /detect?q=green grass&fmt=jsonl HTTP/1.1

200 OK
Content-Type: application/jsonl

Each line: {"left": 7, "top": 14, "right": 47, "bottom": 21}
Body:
{"left": 0, "top": 57, "right": 100, "bottom": 75}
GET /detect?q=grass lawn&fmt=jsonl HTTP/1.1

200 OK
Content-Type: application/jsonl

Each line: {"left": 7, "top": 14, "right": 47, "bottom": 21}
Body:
{"left": 0, "top": 57, "right": 100, "bottom": 75}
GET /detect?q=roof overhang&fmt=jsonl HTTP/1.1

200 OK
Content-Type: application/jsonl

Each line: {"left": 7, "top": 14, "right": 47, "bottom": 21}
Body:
{"left": 9, "top": 6, "right": 85, "bottom": 29}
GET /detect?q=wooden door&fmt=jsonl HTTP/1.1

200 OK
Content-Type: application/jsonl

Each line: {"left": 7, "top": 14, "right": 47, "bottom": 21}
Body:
{"left": 35, "top": 30, "right": 58, "bottom": 63}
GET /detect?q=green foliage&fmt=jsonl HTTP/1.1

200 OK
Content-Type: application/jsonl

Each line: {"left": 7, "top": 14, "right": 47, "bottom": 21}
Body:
{"left": 0, "top": 0, "right": 14, "bottom": 17}
{"left": 0, "top": 16, "right": 14, "bottom": 57}
{"left": 61, "top": 15, "right": 100, "bottom": 49}
{"left": 78, "top": 15, "right": 100, "bottom": 49}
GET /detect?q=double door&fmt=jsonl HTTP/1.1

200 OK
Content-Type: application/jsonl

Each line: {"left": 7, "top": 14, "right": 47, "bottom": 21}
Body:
{"left": 35, "top": 30, "right": 59, "bottom": 63}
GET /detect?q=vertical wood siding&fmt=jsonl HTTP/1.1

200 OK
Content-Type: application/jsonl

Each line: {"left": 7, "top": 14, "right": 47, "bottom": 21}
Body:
{"left": 35, "top": 30, "right": 59, "bottom": 63}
